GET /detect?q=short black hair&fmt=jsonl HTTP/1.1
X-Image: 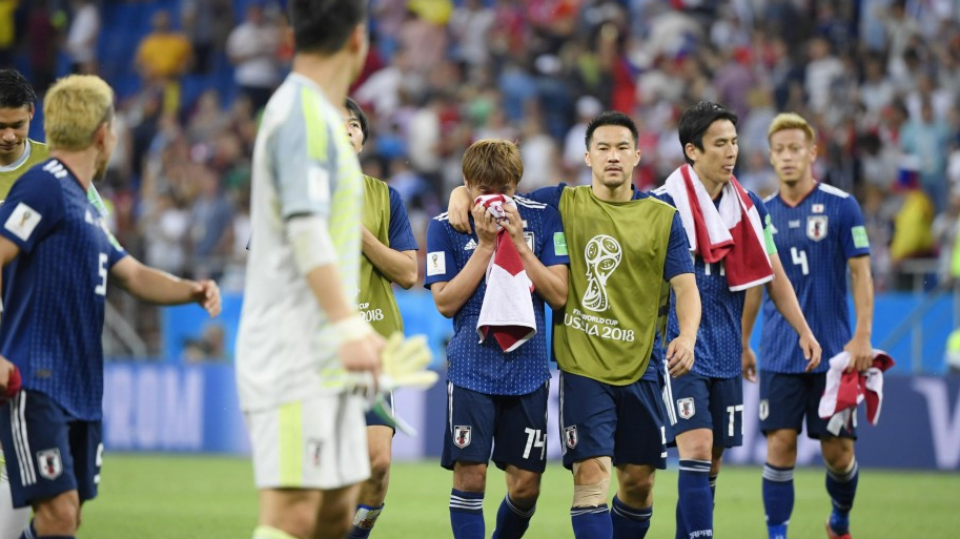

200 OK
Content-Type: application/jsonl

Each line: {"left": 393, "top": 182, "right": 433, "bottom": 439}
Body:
{"left": 0, "top": 69, "right": 37, "bottom": 110}
{"left": 288, "top": 0, "right": 366, "bottom": 55}
{"left": 345, "top": 97, "right": 368, "bottom": 144}
{"left": 585, "top": 111, "right": 638, "bottom": 149}
{"left": 677, "top": 101, "right": 738, "bottom": 165}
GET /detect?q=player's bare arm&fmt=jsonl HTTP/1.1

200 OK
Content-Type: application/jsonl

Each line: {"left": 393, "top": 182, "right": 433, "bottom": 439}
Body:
{"left": 500, "top": 204, "right": 568, "bottom": 309}
{"left": 741, "top": 286, "right": 761, "bottom": 382}
{"left": 109, "top": 256, "right": 221, "bottom": 317}
{"left": 361, "top": 226, "right": 418, "bottom": 289}
{"left": 430, "top": 204, "right": 497, "bottom": 317}
{"left": 447, "top": 185, "right": 473, "bottom": 234}
{"left": 765, "top": 252, "right": 822, "bottom": 371}
{"left": 667, "top": 272, "right": 700, "bottom": 377}
{"left": 844, "top": 255, "right": 874, "bottom": 372}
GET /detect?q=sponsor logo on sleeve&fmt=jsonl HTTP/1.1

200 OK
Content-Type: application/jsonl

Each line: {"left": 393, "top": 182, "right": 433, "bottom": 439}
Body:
{"left": 3, "top": 202, "right": 42, "bottom": 241}
{"left": 851, "top": 226, "right": 870, "bottom": 249}
{"left": 427, "top": 252, "right": 446, "bottom": 276}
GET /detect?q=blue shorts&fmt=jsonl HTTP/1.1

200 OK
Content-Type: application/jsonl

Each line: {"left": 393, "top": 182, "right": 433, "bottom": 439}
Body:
{"left": 667, "top": 372, "right": 744, "bottom": 448}
{"left": 559, "top": 371, "right": 667, "bottom": 470}
{"left": 759, "top": 371, "right": 857, "bottom": 440}
{"left": 365, "top": 392, "right": 396, "bottom": 432}
{"left": 441, "top": 382, "right": 549, "bottom": 473}
{"left": 0, "top": 390, "right": 102, "bottom": 508}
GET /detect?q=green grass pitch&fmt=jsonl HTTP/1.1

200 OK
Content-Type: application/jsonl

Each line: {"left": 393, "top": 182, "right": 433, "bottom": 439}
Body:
{"left": 78, "top": 454, "right": 960, "bottom": 538}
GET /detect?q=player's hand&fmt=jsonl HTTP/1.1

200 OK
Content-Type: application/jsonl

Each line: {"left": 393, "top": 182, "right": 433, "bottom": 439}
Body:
{"left": 800, "top": 330, "right": 822, "bottom": 372}
{"left": 843, "top": 333, "right": 873, "bottom": 372}
{"left": 0, "top": 356, "right": 20, "bottom": 401}
{"left": 500, "top": 204, "right": 529, "bottom": 255}
{"left": 448, "top": 186, "right": 473, "bottom": 234}
{"left": 666, "top": 335, "right": 695, "bottom": 377}
{"left": 192, "top": 280, "right": 222, "bottom": 317}
{"left": 742, "top": 346, "right": 758, "bottom": 383}
{"left": 471, "top": 203, "right": 500, "bottom": 248}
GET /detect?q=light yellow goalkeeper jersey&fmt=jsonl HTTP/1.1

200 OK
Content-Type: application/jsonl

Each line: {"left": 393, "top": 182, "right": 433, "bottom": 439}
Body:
{"left": 237, "top": 74, "right": 364, "bottom": 412}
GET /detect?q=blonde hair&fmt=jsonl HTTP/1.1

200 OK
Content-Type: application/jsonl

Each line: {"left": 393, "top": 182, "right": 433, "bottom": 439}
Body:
{"left": 462, "top": 139, "right": 524, "bottom": 191}
{"left": 44, "top": 75, "right": 115, "bottom": 151}
{"left": 767, "top": 112, "right": 815, "bottom": 144}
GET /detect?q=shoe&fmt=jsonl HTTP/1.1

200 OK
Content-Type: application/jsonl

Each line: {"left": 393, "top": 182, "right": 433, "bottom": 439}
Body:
{"left": 825, "top": 519, "right": 852, "bottom": 539}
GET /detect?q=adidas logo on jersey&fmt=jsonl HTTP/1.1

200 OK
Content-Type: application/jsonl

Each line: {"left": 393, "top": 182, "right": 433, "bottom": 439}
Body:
{"left": 464, "top": 239, "right": 478, "bottom": 251}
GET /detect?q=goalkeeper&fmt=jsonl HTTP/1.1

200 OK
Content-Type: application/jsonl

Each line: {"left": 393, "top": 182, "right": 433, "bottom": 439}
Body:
{"left": 341, "top": 98, "right": 420, "bottom": 539}
{"left": 424, "top": 139, "right": 569, "bottom": 539}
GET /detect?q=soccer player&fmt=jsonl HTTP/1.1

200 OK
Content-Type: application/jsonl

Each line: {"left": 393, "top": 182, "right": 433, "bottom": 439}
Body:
{"left": 448, "top": 111, "right": 700, "bottom": 539}
{"left": 342, "top": 97, "right": 419, "bottom": 538}
{"left": 426, "top": 139, "right": 568, "bottom": 539}
{"left": 0, "top": 68, "right": 111, "bottom": 539}
{"left": 235, "top": 2, "right": 381, "bottom": 539}
{"left": 655, "top": 101, "right": 820, "bottom": 539}
{"left": 0, "top": 74, "right": 221, "bottom": 539}
{"left": 743, "top": 113, "right": 874, "bottom": 539}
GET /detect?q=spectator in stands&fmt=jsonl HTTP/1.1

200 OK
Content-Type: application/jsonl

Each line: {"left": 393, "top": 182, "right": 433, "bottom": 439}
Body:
{"left": 135, "top": 10, "right": 193, "bottom": 113}
{"left": 226, "top": 1, "right": 282, "bottom": 111}
{"left": 0, "top": 0, "right": 16, "bottom": 68}
{"left": 27, "top": 0, "right": 59, "bottom": 94}
{"left": 65, "top": 0, "right": 100, "bottom": 74}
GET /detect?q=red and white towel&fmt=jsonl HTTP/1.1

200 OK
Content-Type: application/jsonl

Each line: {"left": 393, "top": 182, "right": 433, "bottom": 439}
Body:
{"left": 475, "top": 195, "right": 537, "bottom": 353}
{"left": 662, "top": 164, "right": 773, "bottom": 291}
{"left": 818, "top": 350, "right": 896, "bottom": 436}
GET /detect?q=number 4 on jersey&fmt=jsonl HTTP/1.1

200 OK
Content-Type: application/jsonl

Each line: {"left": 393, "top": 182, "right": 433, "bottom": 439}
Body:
{"left": 790, "top": 247, "right": 809, "bottom": 276}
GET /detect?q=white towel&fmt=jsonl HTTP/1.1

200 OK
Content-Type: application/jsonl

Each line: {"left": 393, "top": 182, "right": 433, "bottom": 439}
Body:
{"left": 662, "top": 164, "right": 773, "bottom": 291}
{"left": 819, "top": 350, "right": 895, "bottom": 436}
{"left": 475, "top": 195, "right": 537, "bottom": 352}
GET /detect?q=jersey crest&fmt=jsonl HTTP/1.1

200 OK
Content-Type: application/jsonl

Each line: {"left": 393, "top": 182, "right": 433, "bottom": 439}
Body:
{"left": 807, "top": 215, "right": 828, "bottom": 241}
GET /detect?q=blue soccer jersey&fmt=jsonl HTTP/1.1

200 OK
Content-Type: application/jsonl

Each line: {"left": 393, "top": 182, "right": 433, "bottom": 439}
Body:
{"left": 526, "top": 184, "right": 693, "bottom": 382}
{"left": 760, "top": 182, "right": 870, "bottom": 374}
{"left": 424, "top": 196, "right": 569, "bottom": 396}
{"left": 658, "top": 189, "right": 775, "bottom": 379}
{"left": 386, "top": 186, "right": 418, "bottom": 252}
{"left": 0, "top": 159, "right": 127, "bottom": 420}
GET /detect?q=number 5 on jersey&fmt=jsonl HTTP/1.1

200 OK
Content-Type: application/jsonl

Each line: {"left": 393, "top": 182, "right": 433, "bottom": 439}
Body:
{"left": 95, "top": 252, "right": 108, "bottom": 295}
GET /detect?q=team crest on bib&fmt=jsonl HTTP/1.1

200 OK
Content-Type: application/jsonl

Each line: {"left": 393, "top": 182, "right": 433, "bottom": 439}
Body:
{"left": 37, "top": 448, "right": 63, "bottom": 480}
{"left": 564, "top": 425, "right": 578, "bottom": 449}
{"left": 759, "top": 399, "right": 770, "bottom": 421}
{"left": 307, "top": 439, "right": 323, "bottom": 466}
{"left": 807, "top": 216, "right": 828, "bottom": 242}
{"left": 677, "top": 398, "right": 695, "bottom": 420}
{"left": 453, "top": 425, "right": 472, "bottom": 448}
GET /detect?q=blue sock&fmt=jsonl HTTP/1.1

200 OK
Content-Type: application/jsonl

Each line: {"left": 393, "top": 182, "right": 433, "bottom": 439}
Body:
{"left": 493, "top": 494, "right": 535, "bottom": 539}
{"left": 349, "top": 504, "right": 384, "bottom": 538}
{"left": 826, "top": 460, "right": 858, "bottom": 535}
{"left": 763, "top": 463, "right": 794, "bottom": 539}
{"left": 611, "top": 496, "right": 651, "bottom": 538}
{"left": 20, "top": 522, "right": 74, "bottom": 539}
{"left": 17, "top": 522, "right": 73, "bottom": 539}
{"left": 571, "top": 504, "right": 612, "bottom": 539}
{"left": 450, "top": 489, "right": 485, "bottom": 539}
{"left": 676, "top": 459, "right": 712, "bottom": 539}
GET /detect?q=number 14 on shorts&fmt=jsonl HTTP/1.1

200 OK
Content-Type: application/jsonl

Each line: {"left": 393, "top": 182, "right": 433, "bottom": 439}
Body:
{"left": 523, "top": 428, "right": 546, "bottom": 460}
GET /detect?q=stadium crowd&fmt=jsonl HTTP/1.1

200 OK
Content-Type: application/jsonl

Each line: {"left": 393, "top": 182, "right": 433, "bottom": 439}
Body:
{"left": 4, "top": 0, "right": 960, "bottom": 350}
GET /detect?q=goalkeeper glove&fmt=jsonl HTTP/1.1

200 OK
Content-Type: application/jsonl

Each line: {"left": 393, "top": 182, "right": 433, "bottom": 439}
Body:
{"left": 379, "top": 332, "right": 438, "bottom": 392}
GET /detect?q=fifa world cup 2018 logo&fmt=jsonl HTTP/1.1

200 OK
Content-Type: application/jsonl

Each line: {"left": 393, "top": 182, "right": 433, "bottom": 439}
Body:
{"left": 582, "top": 234, "right": 622, "bottom": 312}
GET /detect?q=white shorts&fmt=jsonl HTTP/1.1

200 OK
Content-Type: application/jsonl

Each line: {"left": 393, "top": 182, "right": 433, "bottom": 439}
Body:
{"left": 246, "top": 393, "right": 370, "bottom": 490}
